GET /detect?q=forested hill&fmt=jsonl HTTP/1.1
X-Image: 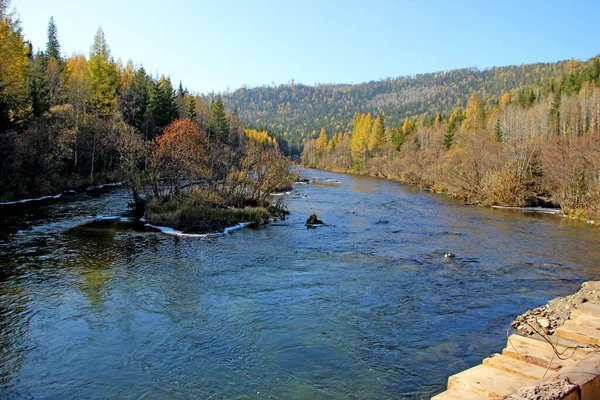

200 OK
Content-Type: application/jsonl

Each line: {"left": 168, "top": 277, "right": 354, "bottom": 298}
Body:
{"left": 217, "top": 57, "right": 599, "bottom": 155}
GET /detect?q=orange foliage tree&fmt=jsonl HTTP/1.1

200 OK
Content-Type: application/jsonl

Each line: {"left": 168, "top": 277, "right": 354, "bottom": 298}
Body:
{"left": 150, "top": 118, "right": 209, "bottom": 194}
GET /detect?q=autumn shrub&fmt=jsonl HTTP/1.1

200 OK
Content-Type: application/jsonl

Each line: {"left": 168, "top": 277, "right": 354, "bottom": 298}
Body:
{"left": 541, "top": 137, "right": 600, "bottom": 220}
{"left": 480, "top": 168, "right": 527, "bottom": 206}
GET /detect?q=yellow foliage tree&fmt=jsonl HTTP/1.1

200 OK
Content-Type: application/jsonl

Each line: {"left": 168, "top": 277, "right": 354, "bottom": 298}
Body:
{"left": 500, "top": 92, "right": 511, "bottom": 107}
{"left": 350, "top": 113, "right": 372, "bottom": 166}
{"left": 463, "top": 93, "right": 486, "bottom": 132}
{"left": 245, "top": 128, "right": 279, "bottom": 149}
{"left": 368, "top": 114, "right": 385, "bottom": 153}
{"left": 316, "top": 127, "right": 328, "bottom": 153}
{"left": 0, "top": 8, "right": 30, "bottom": 128}
{"left": 65, "top": 54, "right": 92, "bottom": 128}
{"left": 402, "top": 118, "right": 416, "bottom": 136}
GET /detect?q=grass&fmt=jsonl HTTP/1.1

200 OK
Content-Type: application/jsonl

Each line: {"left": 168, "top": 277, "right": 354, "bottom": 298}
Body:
{"left": 146, "top": 195, "right": 272, "bottom": 234}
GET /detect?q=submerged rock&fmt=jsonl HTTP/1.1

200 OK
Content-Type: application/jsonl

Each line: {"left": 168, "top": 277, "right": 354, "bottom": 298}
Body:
{"left": 306, "top": 212, "right": 324, "bottom": 226}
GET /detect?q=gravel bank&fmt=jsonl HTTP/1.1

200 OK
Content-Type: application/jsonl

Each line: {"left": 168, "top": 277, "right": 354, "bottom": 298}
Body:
{"left": 511, "top": 281, "right": 600, "bottom": 336}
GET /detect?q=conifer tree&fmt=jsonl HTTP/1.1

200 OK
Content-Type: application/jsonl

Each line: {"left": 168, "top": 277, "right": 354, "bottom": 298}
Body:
{"left": 46, "top": 17, "right": 60, "bottom": 60}
{"left": 208, "top": 96, "right": 229, "bottom": 143}
{"left": 550, "top": 91, "right": 562, "bottom": 134}
{"left": 150, "top": 75, "right": 178, "bottom": 132}
{"left": 495, "top": 119, "right": 503, "bottom": 142}
{"left": 444, "top": 120, "right": 455, "bottom": 149}
{"left": 186, "top": 96, "right": 197, "bottom": 120}
{"left": 29, "top": 52, "right": 49, "bottom": 116}
{"left": 118, "top": 61, "right": 149, "bottom": 130}
{"left": 444, "top": 107, "right": 463, "bottom": 149}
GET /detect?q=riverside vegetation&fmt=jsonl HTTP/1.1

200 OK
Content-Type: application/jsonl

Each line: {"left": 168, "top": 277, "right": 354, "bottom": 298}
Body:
{"left": 301, "top": 57, "right": 600, "bottom": 221}
{"left": 0, "top": 5, "right": 294, "bottom": 232}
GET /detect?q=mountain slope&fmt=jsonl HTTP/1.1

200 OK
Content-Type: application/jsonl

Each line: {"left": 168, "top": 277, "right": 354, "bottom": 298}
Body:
{"left": 217, "top": 57, "right": 597, "bottom": 155}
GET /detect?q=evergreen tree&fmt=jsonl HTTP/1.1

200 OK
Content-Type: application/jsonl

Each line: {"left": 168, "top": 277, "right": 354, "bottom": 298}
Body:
{"left": 550, "top": 91, "right": 562, "bottom": 134}
{"left": 118, "top": 61, "right": 149, "bottom": 130}
{"left": 150, "top": 75, "right": 178, "bottom": 133}
{"left": 29, "top": 51, "right": 49, "bottom": 116}
{"left": 208, "top": 96, "right": 229, "bottom": 143}
{"left": 494, "top": 119, "right": 503, "bottom": 142}
{"left": 46, "top": 17, "right": 60, "bottom": 60}
{"left": 444, "top": 120, "right": 455, "bottom": 149}
{"left": 186, "top": 96, "right": 197, "bottom": 120}
{"left": 444, "top": 107, "right": 463, "bottom": 149}
{"left": 176, "top": 81, "right": 187, "bottom": 117}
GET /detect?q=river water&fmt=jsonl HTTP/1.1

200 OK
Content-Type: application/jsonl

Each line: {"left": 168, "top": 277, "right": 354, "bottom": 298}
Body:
{"left": 1, "top": 169, "right": 599, "bottom": 399}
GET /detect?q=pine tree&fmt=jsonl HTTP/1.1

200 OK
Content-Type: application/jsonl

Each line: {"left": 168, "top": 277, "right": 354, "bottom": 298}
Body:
{"left": 208, "top": 96, "right": 229, "bottom": 143}
{"left": 29, "top": 51, "right": 49, "bottom": 116}
{"left": 444, "top": 107, "right": 463, "bottom": 149}
{"left": 150, "top": 75, "right": 178, "bottom": 132}
{"left": 176, "top": 81, "right": 187, "bottom": 117}
{"left": 444, "top": 120, "right": 455, "bottom": 149}
{"left": 118, "top": 61, "right": 149, "bottom": 130}
{"left": 495, "top": 119, "right": 503, "bottom": 142}
{"left": 46, "top": 17, "right": 60, "bottom": 60}
{"left": 550, "top": 91, "right": 562, "bottom": 135}
{"left": 186, "top": 96, "right": 197, "bottom": 120}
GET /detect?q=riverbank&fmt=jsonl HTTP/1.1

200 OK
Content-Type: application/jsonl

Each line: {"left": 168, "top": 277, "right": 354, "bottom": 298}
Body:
{"left": 299, "top": 164, "right": 597, "bottom": 224}
{"left": 0, "top": 179, "right": 128, "bottom": 207}
{"left": 0, "top": 171, "right": 129, "bottom": 203}
{"left": 433, "top": 281, "right": 600, "bottom": 400}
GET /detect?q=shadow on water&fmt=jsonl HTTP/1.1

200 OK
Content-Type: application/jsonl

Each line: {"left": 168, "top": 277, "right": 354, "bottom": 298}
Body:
{"left": 0, "top": 170, "right": 599, "bottom": 398}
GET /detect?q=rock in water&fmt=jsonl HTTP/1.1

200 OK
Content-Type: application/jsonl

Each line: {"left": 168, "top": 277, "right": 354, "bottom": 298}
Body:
{"left": 306, "top": 213, "right": 324, "bottom": 226}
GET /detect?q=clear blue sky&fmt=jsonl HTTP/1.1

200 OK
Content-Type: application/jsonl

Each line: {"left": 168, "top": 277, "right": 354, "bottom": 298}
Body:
{"left": 10, "top": 0, "right": 600, "bottom": 94}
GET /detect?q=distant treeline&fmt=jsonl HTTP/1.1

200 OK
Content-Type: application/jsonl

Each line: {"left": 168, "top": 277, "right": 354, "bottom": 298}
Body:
{"left": 302, "top": 59, "right": 600, "bottom": 221}
{"left": 220, "top": 55, "right": 600, "bottom": 156}
{"left": 0, "top": 4, "right": 287, "bottom": 201}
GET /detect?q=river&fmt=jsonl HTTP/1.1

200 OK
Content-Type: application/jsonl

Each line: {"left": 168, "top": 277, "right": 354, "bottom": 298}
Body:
{"left": 1, "top": 169, "right": 599, "bottom": 399}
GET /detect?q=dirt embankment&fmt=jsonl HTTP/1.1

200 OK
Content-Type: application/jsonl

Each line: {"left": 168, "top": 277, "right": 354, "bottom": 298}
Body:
{"left": 512, "top": 281, "right": 600, "bottom": 336}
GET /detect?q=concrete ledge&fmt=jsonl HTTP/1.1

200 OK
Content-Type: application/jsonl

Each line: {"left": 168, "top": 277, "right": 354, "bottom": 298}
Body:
{"left": 501, "top": 351, "right": 600, "bottom": 400}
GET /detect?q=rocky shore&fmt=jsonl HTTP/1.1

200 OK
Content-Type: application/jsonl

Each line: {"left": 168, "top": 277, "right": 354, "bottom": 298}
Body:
{"left": 512, "top": 281, "right": 600, "bottom": 336}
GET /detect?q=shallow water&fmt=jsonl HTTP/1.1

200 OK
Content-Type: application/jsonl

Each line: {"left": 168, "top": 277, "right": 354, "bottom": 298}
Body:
{"left": 1, "top": 169, "right": 599, "bottom": 399}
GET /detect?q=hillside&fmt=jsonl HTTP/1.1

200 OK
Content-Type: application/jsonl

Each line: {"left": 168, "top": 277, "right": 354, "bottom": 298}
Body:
{"left": 218, "top": 57, "right": 597, "bottom": 155}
